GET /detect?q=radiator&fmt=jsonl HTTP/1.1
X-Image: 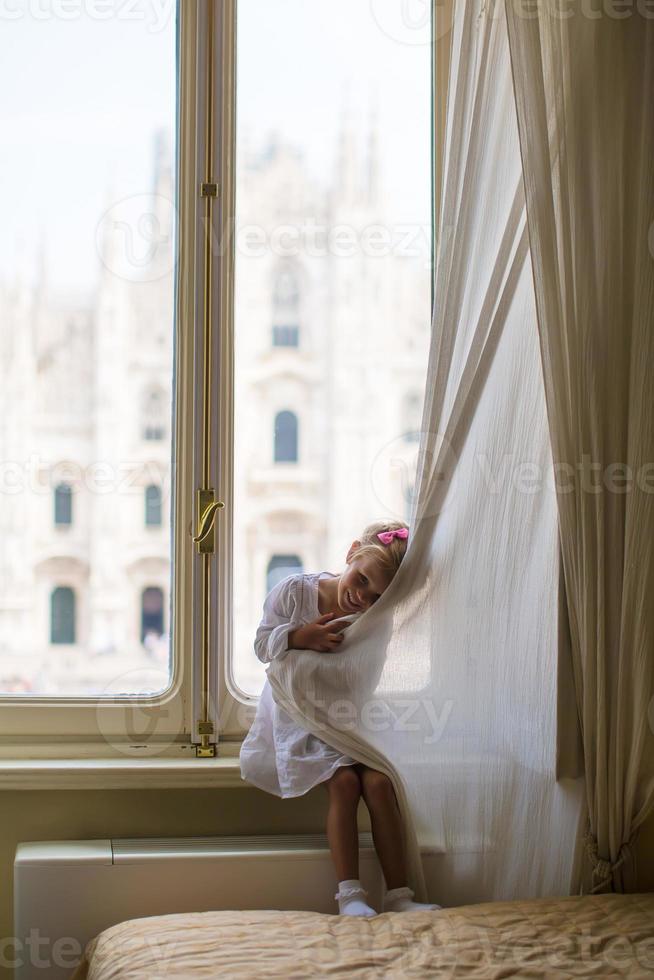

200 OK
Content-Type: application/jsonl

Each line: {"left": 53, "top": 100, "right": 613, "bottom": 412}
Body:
{"left": 13, "top": 834, "right": 382, "bottom": 980}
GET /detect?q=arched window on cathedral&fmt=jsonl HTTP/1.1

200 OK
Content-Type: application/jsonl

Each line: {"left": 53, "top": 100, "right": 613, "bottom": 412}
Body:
{"left": 50, "top": 587, "right": 76, "bottom": 644}
{"left": 402, "top": 391, "right": 423, "bottom": 443}
{"left": 273, "top": 267, "right": 300, "bottom": 307}
{"left": 272, "top": 266, "right": 300, "bottom": 348}
{"left": 267, "top": 555, "right": 303, "bottom": 592}
{"left": 54, "top": 483, "right": 73, "bottom": 526}
{"left": 274, "top": 410, "right": 298, "bottom": 463}
{"left": 141, "top": 586, "right": 164, "bottom": 643}
{"left": 145, "top": 485, "right": 162, "bottom": 527}
{"left": 142, "top": 387, "right": 167, "bottom": 441}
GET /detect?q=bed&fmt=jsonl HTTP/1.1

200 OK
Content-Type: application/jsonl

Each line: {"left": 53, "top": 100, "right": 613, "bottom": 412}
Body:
{"left": 70, "top": 892, "right": 654, "bottom": 978}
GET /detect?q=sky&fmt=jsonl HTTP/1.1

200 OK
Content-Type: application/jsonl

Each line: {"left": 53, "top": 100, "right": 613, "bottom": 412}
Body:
{"left": 0, "top": 0, "right": 432, "bottom": 295}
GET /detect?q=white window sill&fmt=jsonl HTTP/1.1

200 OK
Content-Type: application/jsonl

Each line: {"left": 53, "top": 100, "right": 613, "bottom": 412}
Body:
{"left": 0, "top": 748, "right": 247, "bottom": 791}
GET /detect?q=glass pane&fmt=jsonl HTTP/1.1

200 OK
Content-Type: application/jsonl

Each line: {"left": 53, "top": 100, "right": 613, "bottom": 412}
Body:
{"left": 233, "top": 0, "right": 433, "bottom": 696}
{"left": 0, "top": 3, "right": 177, "bottom": 697}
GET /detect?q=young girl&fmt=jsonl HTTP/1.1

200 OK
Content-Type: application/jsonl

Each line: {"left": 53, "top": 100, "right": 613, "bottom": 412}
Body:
{"left": 240, "top": 520, "right": 440, "bottom": 917}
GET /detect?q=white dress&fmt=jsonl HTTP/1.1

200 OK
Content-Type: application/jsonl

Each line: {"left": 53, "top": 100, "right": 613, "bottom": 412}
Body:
{"left": 239, "top": 571, "right": 358, "bottom": 798}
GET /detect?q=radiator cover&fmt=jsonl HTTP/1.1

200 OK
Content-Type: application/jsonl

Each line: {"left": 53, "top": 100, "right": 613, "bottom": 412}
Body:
{"left": 13, "top": 834, "right": 381, "bottom": 980}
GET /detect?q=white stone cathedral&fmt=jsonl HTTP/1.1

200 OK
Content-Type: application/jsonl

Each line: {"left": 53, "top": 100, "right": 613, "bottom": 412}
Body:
{"left": 0, "top": 119, "right": 430, "bottom": 698}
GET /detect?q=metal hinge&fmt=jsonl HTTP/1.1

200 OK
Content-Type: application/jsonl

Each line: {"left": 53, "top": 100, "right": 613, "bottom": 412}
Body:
{"left": 196, "top": 721, "right": 216, "bottom": 758}
{"left": 200, "top": 181, "right": 219, "bottom": 197}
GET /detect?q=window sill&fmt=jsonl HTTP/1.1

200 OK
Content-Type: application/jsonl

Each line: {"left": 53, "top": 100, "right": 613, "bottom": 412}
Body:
{"left": 0, "top": 753, "right": 247, "bottom": 791}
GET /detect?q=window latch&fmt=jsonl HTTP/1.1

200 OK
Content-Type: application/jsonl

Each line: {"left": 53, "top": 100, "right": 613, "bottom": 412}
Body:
{"left": 192, "top": 490, "right": 225, "bottom": 554}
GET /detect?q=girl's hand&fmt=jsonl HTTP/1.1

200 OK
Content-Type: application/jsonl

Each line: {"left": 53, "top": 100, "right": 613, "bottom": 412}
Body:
{"left": 288, "top": 613, "right": 346, "bottom": 653}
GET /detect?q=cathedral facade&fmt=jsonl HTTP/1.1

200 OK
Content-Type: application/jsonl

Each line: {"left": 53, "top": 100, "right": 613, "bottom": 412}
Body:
{"left": 0, "top": 121, "right": 430, "bottom": 699}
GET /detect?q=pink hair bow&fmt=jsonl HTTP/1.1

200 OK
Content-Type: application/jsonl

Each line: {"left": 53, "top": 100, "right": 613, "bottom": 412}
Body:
{"left": 377, "top": 528, "right": 409, "bottom": 545}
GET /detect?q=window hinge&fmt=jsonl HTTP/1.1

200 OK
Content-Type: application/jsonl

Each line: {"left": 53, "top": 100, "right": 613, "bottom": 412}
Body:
{"left": 200, "top": 181, "right": 219, "bottom": 197}
{"left": 196, "top": 721, "right": 216, "bottom": 758}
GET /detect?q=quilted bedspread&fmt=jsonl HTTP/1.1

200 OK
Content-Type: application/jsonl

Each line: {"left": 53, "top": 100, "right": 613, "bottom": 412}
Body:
{"left": 70, "top": 892, "right": 654, "bottom": 978}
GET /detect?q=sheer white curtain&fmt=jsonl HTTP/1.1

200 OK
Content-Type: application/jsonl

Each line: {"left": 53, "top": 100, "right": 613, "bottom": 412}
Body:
{"left": 269, "top": 0, "right": 585, "bottom": 904}
{"left": 505, "top": 1, "right": 654, "bottom": 892}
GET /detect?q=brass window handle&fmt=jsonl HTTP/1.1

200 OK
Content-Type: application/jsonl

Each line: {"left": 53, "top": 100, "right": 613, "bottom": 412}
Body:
{"left": 192, "top": 496, "right": 225, "bottom": 550}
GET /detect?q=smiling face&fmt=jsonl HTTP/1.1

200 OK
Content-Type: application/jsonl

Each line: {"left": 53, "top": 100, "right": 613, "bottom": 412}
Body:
{"left": 337, "top": 553, "right": 393, "bottom": 614}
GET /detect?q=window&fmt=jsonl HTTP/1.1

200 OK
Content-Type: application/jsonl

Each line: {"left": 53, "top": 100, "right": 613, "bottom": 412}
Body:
{"left": 271, "top": 265, "right": 301, "bottom": 347}
{"left": 1, "top": 1, "right": 433, "bottom": 751}
{"left": 274, "top": 411, "right": 298, "bottom": 463}
{"left": 50, "top": 587, "right": 76, "bottom": 645}
{"left": 142, "top": 387, "right": 167, "bottom": 442}
{"left": 404, "top": 483, "right": 415, "bottom": 523}
{"left": 402, "top": 392, "right": 424, "bottom": 443}
{"left": 0, "top": 1, "right": 182, "bottom": 742}
{"left": 267, "top": 555, "right": 303, "bottom": 592}
{"left": 273, "top": 269, "right": 300, "bottom": 308}
{"left": 54, "top": 483, "right": 73, "bottom": 526}
{"left": 232, "top": 0, "right": 433, "bottom": 699}
{"left": 141, "top": 587, "right": 165, "bottom": 644}
{"left": 145, "top": 485, "right": 163, "bottom": 527}
{"left": 272, "top": 325, "right": 299, "bottom": 348}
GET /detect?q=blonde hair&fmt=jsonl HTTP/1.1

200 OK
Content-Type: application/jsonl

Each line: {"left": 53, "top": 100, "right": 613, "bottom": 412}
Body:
{"left": 348, "top": 519, "right": 409, "bottom": 580}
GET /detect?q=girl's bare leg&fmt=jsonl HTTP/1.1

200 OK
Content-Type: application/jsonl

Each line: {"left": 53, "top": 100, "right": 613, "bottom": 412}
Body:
{"left": 357, "top": 765, "right": 406, "bottom": 890}
{"left": 325, "top": 766, "right": 363, "bottom": 881}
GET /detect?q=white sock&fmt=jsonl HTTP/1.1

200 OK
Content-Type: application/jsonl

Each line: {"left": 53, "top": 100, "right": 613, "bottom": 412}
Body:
{"left": 383, "top": 886, "right": 442, "bottom": 913}
{"left": 335, "top": 879, "right": 377, "bottom": 917}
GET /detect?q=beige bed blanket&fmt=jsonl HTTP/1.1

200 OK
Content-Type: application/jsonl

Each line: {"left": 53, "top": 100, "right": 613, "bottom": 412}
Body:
{"left": 71, "top": 893, "right": 654, "bottom": 978}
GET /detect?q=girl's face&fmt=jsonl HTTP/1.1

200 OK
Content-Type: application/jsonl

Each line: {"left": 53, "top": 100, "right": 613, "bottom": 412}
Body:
{"left": 338, "top": 554, "right": 392, "bottom": 613}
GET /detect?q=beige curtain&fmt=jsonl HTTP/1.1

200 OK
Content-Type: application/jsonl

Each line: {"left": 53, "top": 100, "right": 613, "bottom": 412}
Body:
{"left": 505, "top": 0, "right": 654, "bottom": 892}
